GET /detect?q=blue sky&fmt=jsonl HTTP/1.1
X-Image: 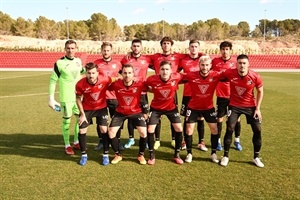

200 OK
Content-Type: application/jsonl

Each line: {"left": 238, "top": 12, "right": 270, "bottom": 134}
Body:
{"left": 1, "top": 0, "right": 299, "bottom": 31}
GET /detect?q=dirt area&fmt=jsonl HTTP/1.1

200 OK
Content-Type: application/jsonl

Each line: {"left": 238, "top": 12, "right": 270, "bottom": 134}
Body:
{"left": 0, "top": 35, "right": 299, "bottom": 54}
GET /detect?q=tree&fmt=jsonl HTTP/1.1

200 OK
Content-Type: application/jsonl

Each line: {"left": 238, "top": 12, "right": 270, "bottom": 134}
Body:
{"left": 73, "top": 21, "right": 90, "bottom": 40}
{"left": 229, "top": 25, "right": 241, "bottom": 37}
{"left": 0, "top": 11, "right": 14, "bottom": 35}
{"left": 88, "top": 13, "right": 108, "bottom": 40}
{"left": 237, "top": 21, "right": 250, "bottom": 37}
{"left": 35, "top": 16, "right": 60, "bottom": 39}
{"left": 11, "top": 17, "right": 35, "bottom": 37}
{"left": 205, "top": 18, "right": 223, "bottom": 40}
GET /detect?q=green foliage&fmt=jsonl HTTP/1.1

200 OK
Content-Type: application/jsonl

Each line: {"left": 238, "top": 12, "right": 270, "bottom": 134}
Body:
{"left": 0, "top": 71, "right": 299, "bottom": 199}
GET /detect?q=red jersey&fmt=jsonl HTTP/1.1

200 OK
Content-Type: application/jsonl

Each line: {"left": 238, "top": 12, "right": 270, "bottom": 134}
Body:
{"left": 212, "top": 56, "right": 236, "bottom": 98}
{"left": 222, "top": 68, "right": 263, "bottom": 107}
{"left": 179, "top": 54, "right": 202, "bottom": 96}
{"left": 76, "top": 75, "right": 112, "bottom": 111}
{"left": 120, "top": 54, "right": 152, "bottom": 82}
{"left": 146, "top": 73, "right": 183, "bottom": 111}
{"left": 109, "top": 80, "right": 147, "bottom": 115}
{"left": 149, "top": 53, "right": 185, "bottom": 74}
{"left": 94, "top": 58, "right": 122, "bottom": 100}
{"left": 185, "top": 71, "right": 222, "bottom": 110}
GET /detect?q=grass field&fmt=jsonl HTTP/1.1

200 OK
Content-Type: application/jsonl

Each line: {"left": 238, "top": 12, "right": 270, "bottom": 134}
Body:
{"left": 0, "top": 71, "right": 299, "bottom": 199}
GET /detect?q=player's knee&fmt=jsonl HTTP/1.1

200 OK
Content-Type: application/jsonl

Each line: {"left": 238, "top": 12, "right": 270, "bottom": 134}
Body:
{"left": 62, "top": 118, "right": 71, "bottom": 128}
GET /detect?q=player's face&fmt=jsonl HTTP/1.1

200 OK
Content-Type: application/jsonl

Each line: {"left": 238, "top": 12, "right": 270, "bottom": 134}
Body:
{"left": 122, "top": 67, "right": 134, "bottom": 84}
{"left": 159, "top": 64, "right": 171, "bottom": 81}
{"left": 161, "top": 41, "right": 172, "bottom": 54}
{"left": 189, "top": 43, "right": 199, "bottom": 56}
{"left": 101, "top": 46, "right": 112, "bottom": 59}
{"left": 131, "top": 42, "right": 142, "bottom": 56}
{"left": 86, "top": 68, "right": 99, "bottom": 84}
{"left": 65, "top": 43, "right": 76, "bottom": 59}
{"left": 199, "top": 60, "right": 212, "bottom": 77}
{"left": 237, "top": 58, "right": 249, "bottom": 76}
{"left": 220, "top": 47, "right": 231, "bottom": 60}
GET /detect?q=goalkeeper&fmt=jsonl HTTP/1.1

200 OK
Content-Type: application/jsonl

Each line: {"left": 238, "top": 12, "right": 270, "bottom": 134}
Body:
{"left": 48, "top": 40, "right": 85, "bottom": 155}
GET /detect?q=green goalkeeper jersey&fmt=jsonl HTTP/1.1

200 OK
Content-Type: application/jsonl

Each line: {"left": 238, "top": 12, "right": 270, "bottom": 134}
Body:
{"left": 49, "top": 56, "right": 84, "bottom": 102}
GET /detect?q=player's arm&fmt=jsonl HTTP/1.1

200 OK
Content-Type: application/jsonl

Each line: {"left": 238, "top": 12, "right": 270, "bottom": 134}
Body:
{"left": 254, "top": 86, "right": 263, "bottom": 123}
{"left": 76, "top": 94, "right": 87, "bottom": 126}
{"left": 48, "top": 63, "right": 60, "bottom": 110}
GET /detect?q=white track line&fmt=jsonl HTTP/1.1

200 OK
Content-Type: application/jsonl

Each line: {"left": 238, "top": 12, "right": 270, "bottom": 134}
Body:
{"left": 0, "top": 92, "right": 57, "bottom": 99}
{"left": 0, "top": 73, "right": 50, "bottom": 80}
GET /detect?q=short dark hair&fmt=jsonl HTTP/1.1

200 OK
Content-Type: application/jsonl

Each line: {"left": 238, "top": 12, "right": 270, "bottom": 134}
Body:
{"left": 101, "top": 42, "right": 112, "bottom": 50}
{"left": 237, "top": 54, "right": 249, "bottom": 60}
{"left": 122, "top": 63, "right": 134, "bottom": 71}
{"left": 220, "top": 41, "right": 232, "bottom": 50}
{"left": 132, "top": 39, "right": 142, "bottom": 45}
{"left": 160, "top": 36, "right": 174, "bottom": 46}
{"left": 159, "top": 60, "right": 172, "bottom": 68}
{"left": 85, "top": 62, "right": 98, "bottom": 70}
{"left": 189, "top": 39, "right": 200, "bottom": 46}
{"left": 65, "top": 39, "right": 77, "bottom": 47}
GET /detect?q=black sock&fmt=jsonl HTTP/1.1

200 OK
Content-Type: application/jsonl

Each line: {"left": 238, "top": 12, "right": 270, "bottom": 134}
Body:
{"left": 155, "top": 120, "right": 161, "bottom": 141}
{"left": 185, "top": 134, "right": 192, "bottom": 154}
{"left": 111, "top": 137, "right": 120, "bottom": 155}
{"left": 235, "top": 121, "right": 241, "bottom": 138}
{"left": 197, "top": 120, "right": 204, "bottom": 143}
{"left": 78, "top": 133, "right": 86, "bottom": 154}
{"left": 174, "top": 131, "right": 182, "bottom": 157}
{"left": 210, "top": 134, "right": 218, "bottom": 154}
{"left": 139, "top": 137, "right": 146, "bottom": 155}
{"left": 128, "top": 119, "right": 134, "bottom": 138}
{"left": 102, "top": 132, "right": 109, "bottom": 154}
{"left": 217, "top": 122, "right": 223, "bottom": 141}
{"left": 147, "top": 132, "right": 155, "bottom": 150}
{"left": 116, "top": 128, "right": 121, "bottom": 141}
{"left": 171, "top": 123, "right": 175, "bottom": 140}
{"left": 96, "top": 125, "right": 102, "bottom": 139}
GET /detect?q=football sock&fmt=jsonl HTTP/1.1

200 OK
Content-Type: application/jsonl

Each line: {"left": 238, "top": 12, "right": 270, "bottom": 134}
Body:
{"left": 211, "top": 134, "right": 218, "bottom": 154}
{"left": 147, "top": 132, "right": 155, "bottom": 150}
{"left": 127, "top": 119, "right": 134, "bottom": 138}
{"left": 139, "top": 136, "right": 146, "bottom": 155}
{"left": 102, "top": 132, "right": 109, "bottom": 154}
{"left": 110, "top": 137, "right": 120, "bottom": 155}
{"left": 185, "top": 134, "right": 192, "bottom": 154}
{"left": 174, "top": 131, "right": 182, "bottom": 157}
{"left": 217, "top": 121, "right": 222, "bottom": 141}
{"left": 62, "top": 117, "right": 71, "bottom": 146}
{"left": 116, "top": 128, "right": 121, "bottom": 141}
{"left": 171, "top": 123, "right": 175, "bottom": 140}
{"left": 197, "top": 120, "right": 204, "bottom": 143}
{"left": 235, "top": 121, "right": 241, "bottom": 138}
{"left": 223, "top": 128, "right": 233, "bottom": 157}
{"left": 78, "top": 133, "right": 87, "bottom": 154}
{"left": 155, "top": 120, "right": 161, "bottom": 141}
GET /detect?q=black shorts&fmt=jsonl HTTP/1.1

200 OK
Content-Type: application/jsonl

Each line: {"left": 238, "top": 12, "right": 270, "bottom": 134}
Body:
{"left": 148, "top": 107, "right": 181, "bottom": 125}
{"left": 80, "top": 108, "right": 108, "bottom": 129}
{"left": 227, "top": 106, "right": 261, "bottom": 125}
{"left": 109, "top": 112, "right": 146, "bottom": 127}
{"left": 185, "top": 107, "right": 217, "bottom": 123}
{"left": 140, "top": 94, "right": 149, "bottom": 114}
{"left": 180, "top": 96, "right": 191, "bottom": 116}
{"left": 216, "top": 97, "right": 230, "bottom": 118}
{"left": 107, "top": 99, "right": 118, "bottom": 117}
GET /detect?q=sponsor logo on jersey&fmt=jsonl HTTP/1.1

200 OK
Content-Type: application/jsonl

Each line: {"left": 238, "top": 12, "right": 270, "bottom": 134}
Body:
{"left": 123, "top": 96, "right": 134, "bottom": 105}
{"left": 198, "top": 84, "right": 209, "bottom": 94}
{"left": 159, "top": 89, "right": 171, "bottom": 98}
{"left": 235, "top": 86, "right": 246, "bottom": 96}
{"left": 90, "top": 92, "right": 100, "bottom": 101}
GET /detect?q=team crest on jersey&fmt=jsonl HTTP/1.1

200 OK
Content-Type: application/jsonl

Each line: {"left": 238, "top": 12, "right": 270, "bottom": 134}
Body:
{"left": 159, "top": 89, "right": 171, "bottom": 98}
{"left": 133, "top": 67, "right": 140, "bottom": 76}
{"left": 141, "top": 60, "right": 145, "bottom": 65}
{"left": 90, "top": 92, "right": 100, "bottom": 101}
{"left": 209, "top": 78, "right": 214, "bottom": 82}
{"left": 171, "top": 80, "right": 176, "bottom": 86}
{"left": 230, "top": 62, "right": 234, "bottom": 67}
{"left": 103, "top": 70, "right": 110, "bottom": 76}
{"left": 112, "top": 64, "right": 116, "bottom": 69}
{"left": 123, "top": 96, "right": 134, "bottom": 105}
{"left": 247, "top": 79, "right": 253, "bottom": 85}
{"left": 98, "top": 84, "right": 103, "bottom": 89}
{"left": 198, "top": 84, "right": 209, "bottom": 94}
{"left": 76, "top": 62, "right": 80, "bottom": 68}
{"left": 235, "top": 86, "right": 246, "bottom": 96}
{"left": 71, "top": 70, "right": 78, "bottom": 79}
{"left": 132, "top": 87, "right": 138, "bottom": 93}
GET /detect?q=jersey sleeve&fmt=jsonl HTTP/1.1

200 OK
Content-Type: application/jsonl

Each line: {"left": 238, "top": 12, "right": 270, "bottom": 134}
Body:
{"left": 48, "top": 63, "right": 59, "bottom": 95}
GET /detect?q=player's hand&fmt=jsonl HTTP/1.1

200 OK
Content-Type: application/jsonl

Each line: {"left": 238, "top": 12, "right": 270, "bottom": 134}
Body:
{"left": 48, "top": 95, "right": 60, "bottom": 110}
{"left": 78, "top": 114, "right": 88, "bottom": 126}
{"left": 253, "top": 109, "right": 262, "bottom": 123}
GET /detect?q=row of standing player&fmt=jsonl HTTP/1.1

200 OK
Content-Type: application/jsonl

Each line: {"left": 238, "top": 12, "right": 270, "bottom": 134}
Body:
{"left": 48, "top": 38, "right": 264, "bottom": 167}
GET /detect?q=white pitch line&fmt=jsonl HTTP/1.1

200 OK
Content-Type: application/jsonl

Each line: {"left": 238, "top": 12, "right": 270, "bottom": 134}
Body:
{"left": 0, "top": 73, "right": 50, "bottom": 80}
{"left": 0, "top": 92, "right": 54, "bottom": 99}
